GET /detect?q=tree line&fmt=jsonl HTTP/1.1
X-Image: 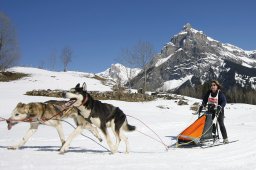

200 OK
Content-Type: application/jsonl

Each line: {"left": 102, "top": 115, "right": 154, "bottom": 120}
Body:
{"left": 177, "top": 83, "right": 256, "bottom": 105}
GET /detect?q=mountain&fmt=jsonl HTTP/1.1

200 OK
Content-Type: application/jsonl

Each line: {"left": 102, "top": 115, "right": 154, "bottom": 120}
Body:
{"left": 130, "top": 23, "right": 256, "bottom": 98}
{"left": 97, "top": 63, "right": 141, "bottom": 85}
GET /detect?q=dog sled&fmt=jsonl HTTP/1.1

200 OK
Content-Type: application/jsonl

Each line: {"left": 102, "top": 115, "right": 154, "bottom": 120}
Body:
{"left": 170, "top": 105, "right": 223, "bottom": 148}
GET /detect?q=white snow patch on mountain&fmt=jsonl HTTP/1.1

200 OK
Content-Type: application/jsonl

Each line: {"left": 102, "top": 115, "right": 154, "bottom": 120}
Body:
{"left": 245, "top": 50, "right": 256, "bottom": 56}
{"left": 207, "top": 36, "right": 218, "bottom": 42}
{"left": 223, "top": 43, "right": 245, "bottom": 53}
{"left": 235, "top": 73, "right": 256, "bottom": 90}
{"left": 97, "top": 63, "right": 141, "bottom": 84}
{"left": 158, "top": 75, "right": 193, "bottom": 91}
{"left": 155, "top": 54, "right": 174, "bottom": 67}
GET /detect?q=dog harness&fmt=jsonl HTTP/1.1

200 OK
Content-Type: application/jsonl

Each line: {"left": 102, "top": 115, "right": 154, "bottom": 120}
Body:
{"left": 77, "top": 110, "right": 92, "bottom": 123}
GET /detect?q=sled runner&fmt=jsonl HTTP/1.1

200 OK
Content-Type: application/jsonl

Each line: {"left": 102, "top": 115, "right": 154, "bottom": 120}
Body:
{"left": 200, "top": 139, "right": 239, "bottom": 148}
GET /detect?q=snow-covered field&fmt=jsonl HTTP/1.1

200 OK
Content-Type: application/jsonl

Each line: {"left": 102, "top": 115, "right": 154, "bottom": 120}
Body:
{"left": 0, "top": 67, "right": 256, "bottom": 170}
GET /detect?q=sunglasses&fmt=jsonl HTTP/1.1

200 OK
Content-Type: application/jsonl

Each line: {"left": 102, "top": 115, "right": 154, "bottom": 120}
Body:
{"left": 211, "top": 84, "right": 217, "bottom": 87}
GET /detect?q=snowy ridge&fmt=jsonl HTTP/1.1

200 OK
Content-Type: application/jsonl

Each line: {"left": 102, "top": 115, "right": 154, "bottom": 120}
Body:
{"left": 97, "top": 63, "right": 141, "bottom": 84}
{"left": 155, "top": 54, "right": 174, "bottom": 67}
{"left": 7, "top": 67, "right": 112, "bottom": 92}
{"left": 158, "top": 75, "right": 193, "bottom": 91}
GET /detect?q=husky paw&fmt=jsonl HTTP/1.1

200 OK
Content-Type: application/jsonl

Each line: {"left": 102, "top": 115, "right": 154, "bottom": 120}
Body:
{"left": 111, "top": 148, "right": 118, "bottom": 154}
{"left": 108, "top": 150, "right": 116, "bottom": 155}
{"left": 59, "top": 150, "right": 66, "bottom": 155}
{"left": 7, "top": 146, "right": 19, "bottom": 150}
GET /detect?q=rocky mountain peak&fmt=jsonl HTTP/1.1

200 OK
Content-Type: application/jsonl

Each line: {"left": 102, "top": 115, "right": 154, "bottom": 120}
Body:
{"left": 130, "top": 24, "right": 256, "bottom": 95}
{"left": 183, "top": 23, "right": 192, "bottom": 31}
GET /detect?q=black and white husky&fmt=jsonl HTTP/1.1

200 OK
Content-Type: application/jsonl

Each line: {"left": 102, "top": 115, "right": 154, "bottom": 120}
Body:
{"left": 61, "top": 83, "right": 136, "bottom": 154}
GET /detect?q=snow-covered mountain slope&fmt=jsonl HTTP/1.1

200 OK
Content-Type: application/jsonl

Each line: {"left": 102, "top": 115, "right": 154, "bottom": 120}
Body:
{"left": 0, "top": 67, "right": 111, "bottom": 107}
{"left": 131, "top": 23, "right": 256, "bottom": 92}
{"left": 0, "top": 67, "right": 256, "bottom": 170}
{"left": 97, "top": 63, "right": 141, "bottom": 84}
{"left": 7, "top": 67, "right": 112, "bottom": 93}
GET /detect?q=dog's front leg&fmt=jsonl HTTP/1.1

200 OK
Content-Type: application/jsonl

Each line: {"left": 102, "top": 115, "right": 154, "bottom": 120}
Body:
{"left": 8, "top": 123, "right": 39, "bottom": 150}
{"left": 55, "top": 123, "right": 66, "bottom": 149}
{"left": 59, "top": 125, "right": 83, "bottom": 154}
{"left": 101, "top": 127, "right": 115, "bottom": 154}
{"left": 83, "top": 123, "right": 102, "bottom": 142}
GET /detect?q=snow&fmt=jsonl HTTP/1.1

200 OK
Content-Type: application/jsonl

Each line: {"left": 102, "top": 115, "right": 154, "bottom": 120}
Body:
{"left": 222, "top": 43, "right": 256, "bottom": 58}
{"left": 97, "top": 63, "right": 141, "bottom": 84}
{"left": 166, "top": 42, "right": 175, "bottom": 46}
{"left": 207, "top": 36, "right": 218, "bottom": 42}
{"left": 190, "top": 28, "right": 203, "bottom": 34}
{"left": 221, "top": 44, "right": 256, "bottom": 67}
{"left": 235, "top": 73, "right": 256, "bottom": 90}
{"left": 177, "top": 31, "right": 187, "bottom": 36}
{"left": 158, "top": 75, "right": 193, "bottom": 91}
{"left": 223, "top": 43, "right": 245, "bottom": 53}
{"left": 1, "top": 67, "right": 256, "bottom": 170}
{"left": 155, "top": 54, "right": 174, "bottom": 67}
{"left": 218, "top": 49, "right": 256, "bottom": 68}
{"left": 176, "top": 27, "right": 203, "bottom": 37}
{"left": 7, "top": 67, "right": 112, "bottom": 92}
{"left": 245, "top": 50, "right": 256, "bottom": 56}
{"left": 242, "top": 63, "right": 252, "bottom": 68}
{"left": 176, "top": 48, "right": 183, "bottom": 52}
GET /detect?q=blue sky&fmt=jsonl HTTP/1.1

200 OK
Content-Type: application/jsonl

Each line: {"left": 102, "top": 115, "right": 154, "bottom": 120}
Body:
{"left": 1, "top": 0, "right": 255, "bottom": 73}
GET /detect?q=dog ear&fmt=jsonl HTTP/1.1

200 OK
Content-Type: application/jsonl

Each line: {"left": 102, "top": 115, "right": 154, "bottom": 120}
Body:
{"left": 24, "top": 104, "right": 31, "bottom": 113}
{"left": 75, "top": 83, "right": 80, "bottom": 88}
{"left": 17, "top": 102, "right": 23, "bottom": 107}
{"left": 82, "top": 82, "right": 87, "bottom": 91}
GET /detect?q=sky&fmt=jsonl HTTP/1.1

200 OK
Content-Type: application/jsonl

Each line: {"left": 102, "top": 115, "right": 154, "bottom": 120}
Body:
{"left": 0, "top": 0, "right": 256, "bottom": 73}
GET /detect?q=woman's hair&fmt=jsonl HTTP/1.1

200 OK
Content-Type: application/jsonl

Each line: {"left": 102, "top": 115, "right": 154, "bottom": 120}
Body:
{"left": 211, "top": 80, "right": 222, "bottom": 89}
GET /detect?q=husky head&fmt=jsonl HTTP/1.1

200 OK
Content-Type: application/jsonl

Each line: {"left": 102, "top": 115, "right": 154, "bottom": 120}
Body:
{"left": 7, "top": 103, "right": 31, "bottom": 130}
{"left": 63, "top": 83, "right": 87, "bottom": 107}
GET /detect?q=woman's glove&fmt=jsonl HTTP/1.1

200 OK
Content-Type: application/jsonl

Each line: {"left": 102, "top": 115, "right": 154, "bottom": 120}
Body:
{"left": 198, "top": 105, "right": 203, "bottom": 114}
{"left": 216, "top": 105, "right": 222, "bottom": 115}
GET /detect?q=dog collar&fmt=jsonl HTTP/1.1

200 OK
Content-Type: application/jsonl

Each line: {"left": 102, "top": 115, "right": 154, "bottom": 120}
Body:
{"left": 80, "top": 94, "right": 88, "bottom": 106}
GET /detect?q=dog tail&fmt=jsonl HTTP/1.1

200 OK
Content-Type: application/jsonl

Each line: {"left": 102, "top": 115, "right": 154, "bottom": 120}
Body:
{"left": 124, "top": 119, "right": 136, "bottom": 131}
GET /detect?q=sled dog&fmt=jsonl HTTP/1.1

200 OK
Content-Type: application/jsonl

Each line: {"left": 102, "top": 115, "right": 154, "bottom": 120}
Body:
{"left": 61, "top": 83, "right": 136, "bottom": 154}
{"left": 7, "top": 100, "right": 102, "bottom": 150}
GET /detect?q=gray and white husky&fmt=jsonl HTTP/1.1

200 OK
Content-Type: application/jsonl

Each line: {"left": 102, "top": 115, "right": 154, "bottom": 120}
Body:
{"left": 61, "top": 83, "right": 136, "bottom": 154}
{"left": 7, "top": 100, "right": 102, "bottom": 150}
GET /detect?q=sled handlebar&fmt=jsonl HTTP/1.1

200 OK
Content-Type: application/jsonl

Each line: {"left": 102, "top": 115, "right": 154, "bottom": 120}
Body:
{"left": 194, "top": 105, "right": 222, "bottom": 118}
